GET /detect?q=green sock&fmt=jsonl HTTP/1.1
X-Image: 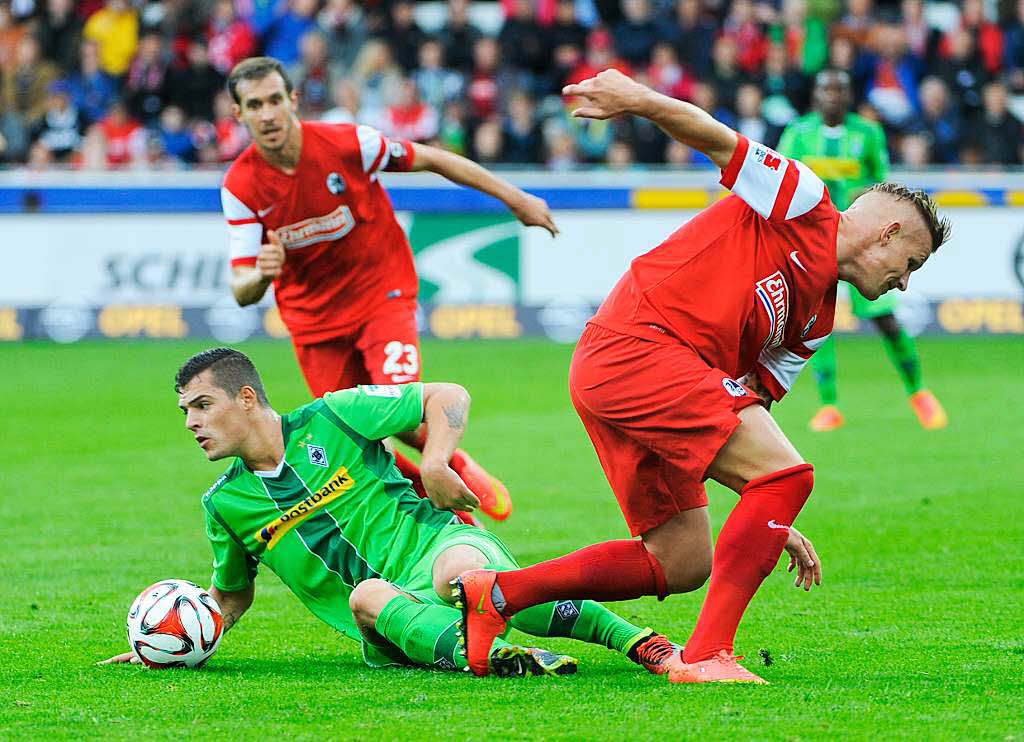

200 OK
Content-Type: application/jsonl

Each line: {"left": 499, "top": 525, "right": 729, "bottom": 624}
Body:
{"left": 880, "top": 326, "right": 922, "bottom": 394}
{"left": 810, "top": 334, "right": 839, "bottom": 405}
{"left": 375, "top": 595, "right": 512, "bottom": 672}
{"left": 510, "top": 600, "right": 648, "bottom": 655}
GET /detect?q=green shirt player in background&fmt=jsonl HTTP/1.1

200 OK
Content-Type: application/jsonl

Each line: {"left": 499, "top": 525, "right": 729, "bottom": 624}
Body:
{"left": 777, "top": 69, "right": 947, "bottom": 431}
{"left": 100, "top": 348, "right": 686, "bottom": 679}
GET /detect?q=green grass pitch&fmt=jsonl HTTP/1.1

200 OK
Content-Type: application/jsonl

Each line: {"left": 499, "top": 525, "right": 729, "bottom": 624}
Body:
{"left": 1, "top": 336, "right": 1022, "bottom": 740}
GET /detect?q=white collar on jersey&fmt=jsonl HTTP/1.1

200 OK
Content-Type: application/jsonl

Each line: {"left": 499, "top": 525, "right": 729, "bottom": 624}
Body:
{"left": 252, "top": 457, "right": 286, "bottom": 478}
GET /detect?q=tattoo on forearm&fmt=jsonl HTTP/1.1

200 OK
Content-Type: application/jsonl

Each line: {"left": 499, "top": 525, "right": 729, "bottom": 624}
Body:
{"left": 222, "top": 609, "right": 244, "bottom": 633}
{"left": 442, "top": 401, "right": 467, "bottom": 430}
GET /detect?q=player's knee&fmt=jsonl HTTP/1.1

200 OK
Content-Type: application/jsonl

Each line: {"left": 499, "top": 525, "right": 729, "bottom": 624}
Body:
{"left": 349, "top": 579, "right": 395, "bottom": 627}
{"left": 664, "top": 553, "right": 712, "bottom": 594}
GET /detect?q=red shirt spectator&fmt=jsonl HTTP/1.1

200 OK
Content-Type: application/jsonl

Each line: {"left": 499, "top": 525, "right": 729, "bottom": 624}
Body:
{"left": 98, "top": 101, "right": 145, "bottom": 166}
{"left": 565, "top": 28, "right": 632, "bottom": 86}
{"left": 939, "top": 0, "right": 1003, "bottom": 76}
{"left": 207, "top": 0, "right": 257, "bottom": 75}
{"left": 381, "top": 79, "right": 439, "bottom": 141}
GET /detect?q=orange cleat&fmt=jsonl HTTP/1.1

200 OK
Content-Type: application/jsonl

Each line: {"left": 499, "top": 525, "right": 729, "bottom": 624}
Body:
{"left": 910, "top": 390, "right": 947, "bottom": 430}
{"left": 451, "top": 569, "right": 508, "bottom": 676}
{"left": 668, "top": 650, "right": 768, "bottom": 684}
{"left": 809, "top": 404, "right": 844, "bottom": 432}
{"left": 452, "top": 449, "right": 513, "bottom": 521}
{"left": 626, "top": 631, "right": 686, "bottom": 676}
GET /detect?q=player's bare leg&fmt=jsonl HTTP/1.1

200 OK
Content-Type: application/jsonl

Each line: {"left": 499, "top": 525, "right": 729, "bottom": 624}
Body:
{"left": 397, "top": 424, "right": 513, "bottom": 521}
{"left": 672, "top": 404, "right": 819, "bottom": 684}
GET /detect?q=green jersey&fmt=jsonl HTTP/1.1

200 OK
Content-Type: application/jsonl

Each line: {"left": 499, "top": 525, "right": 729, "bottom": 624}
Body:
{"left": 201, "top": 383, "right": 457, "bottom": 640}
{"left": 776, "top": 112, "right": 889, "bottom": 210}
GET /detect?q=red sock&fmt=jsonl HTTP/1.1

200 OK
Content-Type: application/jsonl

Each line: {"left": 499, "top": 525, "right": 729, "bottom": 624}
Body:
{"left": 683, "top": 464, "right": 814, "bottom": 663}
{"left": 495, "top": 540, "right": 667, "bottom": 616}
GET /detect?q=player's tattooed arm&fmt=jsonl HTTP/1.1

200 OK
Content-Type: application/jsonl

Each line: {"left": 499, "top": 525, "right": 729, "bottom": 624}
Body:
{"left": 210, "top": 584, "right": 255, "bottom": 634}
{"left": 419, "top": 383, "right": 481, "bottom": 512}
{"left": 738, "top": 373, "right": 774, "bottom": 410}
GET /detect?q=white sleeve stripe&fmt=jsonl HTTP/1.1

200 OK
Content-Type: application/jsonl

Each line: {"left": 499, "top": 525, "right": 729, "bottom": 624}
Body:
{"left": 758, "top": 346, "right": 809, "bottom": 392}
{"left": 785, "top": 160, "right": 827, "bottom": 220}
{"left": 802, "top": 333, "right": 831, "bottom": 351}
{"left": 221, "top": 186, "right": 255, "bottom": 220}
{"left": 227, "top": 222, "right": 263, "bottom": 260}
{"left": 356, "top": 124, "right": 388, "bottom": 173}
{"left": 732, "top": 140, "right": 788, "bottom": 220}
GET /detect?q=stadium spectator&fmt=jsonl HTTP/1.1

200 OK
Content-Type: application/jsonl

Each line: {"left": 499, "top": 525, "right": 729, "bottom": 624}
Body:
{"left": 0, "top": 1, "right": 28, "bottom": 69}
{"left": 167, "top": 40, "right": 223, "bottom": 122}
{"left": 289, "top": 30, "right": 341, "bottom": 118}
{"left": 501, "top": 89, "right": 543, "bottom": 163}
{"left": 156, "top": 103, "right": 195, "bottom": 164}
{"left": 499, "top": 0, "right": 547, "bottom": 80}
{"left": 412, "top": 37, "right": 463, "bottom": 113}
{"left": 212, "top": 89, "right": 248, "bottom": 160}
{"left": 37, "top": 0, "right": 82, "bottom": 73}
{"left": 547, "top": 0, "right": 588, "bottom": 57}
{"left": 348, "top": 38, "right": 402, "bottom": 128}
{"left": 721, "top": 0, "right": 767, "bottom": 76}
{"left": 865, "top": 24, "right": 920, "bottom": 130}
{"left": 914, "top": 76, "right": 959, "bottom": 164}
{"left": 760, "top": 39, "right": 808, "bottom": 129}
{"left": 709, "top": 33, "right": 746, "bottom": 115}
{"left": 317, "top": 0, "right": 367, "bottom": 73}
{"left": 566, "top": 28, "right": 631, "bottom": 86}
{"left": 1004, "top": 0, "right": 1024, "bottom": 93}
{"left": 123, "top": 31, "right": 168, "bottom": 124}
{"left": 82, "top": 0, "right": 138, "bottom": 77}
{"left": 734, "top": 81, "right": 781, "bottom": 147}
{"left": 933, "top": 27, "right": 988, "bottom": 121}
{"left": 65, "top": 39, "right": 117, "bottom": 126}
{"left": 206, "top": 0, "right": 258, "bottom": 76}
{"left": 612, "top": 0, "right": 659, "bottom": 67}
{"left": 968, "top": 80, "right": 1022, "bottom": 165}
{"left": 466, "top": 36, "right": 530, "bottom": 120}
{"left": 321, "top": 77, "right": 361, "bottom": 124}
{"left": 897, "top": 131, "right": 929, "bottom": 167}
{"left": 264, "top": 0, "right": 319, "bottom": 66}
{"left": 380, "top": 0, "right": 427, "bottom": 72}
{"left": 827, "top": 33, "right": 870, "bottom": 104}
{"left": 94, "top": 99, "right": 145, "bottom": 167}
{"left": 381, "top": 77, "right": 439, "bottom": 141}
{"left": 1, "top": 35, "right": 59, "bottom": 130}
{"left": 439, "top": 0, "right": 482, "bottom": 73}
{"left": 646, "top": 41, "right": 694, "bottom": 101}
{"left": 545, "top": 127, "right": 579, "bottom": 169}
{"left": 469, "top": 116, "right": 503, "bottom": 163}
{"left": 657, "top": 0, "right": 715, "bottom": 78}
{"left": 605, "top": 138, "right": 636, "bottom": 168}
{"left": 944, "top": 0, "right": 1003, "bottom": 77}
{"left": 776, "top": 0, "right": 827, "bottom": 75}
{"left": 28, "top": 80, "right": 81, "bottom": 162}
{"left": 437, "top": 98, "right": 468, "bottom": 154}
{"left": 833, "top": 0, "right": 876, "bottom": 49}
{"left": 899, "top": 0, "right": 940, "bottom": 70}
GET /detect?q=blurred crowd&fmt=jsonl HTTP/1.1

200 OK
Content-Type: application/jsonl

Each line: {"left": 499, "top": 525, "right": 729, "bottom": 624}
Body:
{"left": 2, "top": 0, "right": 1024, "bottom": 170}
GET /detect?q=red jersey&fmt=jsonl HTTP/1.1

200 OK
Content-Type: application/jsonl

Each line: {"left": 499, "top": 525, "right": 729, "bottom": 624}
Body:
{"left": 221, "top": 121, "right": 417, "bottom": 344}
{"left": 590, "top": 134, "right": 840, "bottom": 401}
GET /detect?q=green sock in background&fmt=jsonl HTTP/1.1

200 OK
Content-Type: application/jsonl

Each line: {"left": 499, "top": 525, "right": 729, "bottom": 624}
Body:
{"left": 881, "top": 326, "right": 923, "bottom": 394}
{"left": 810, "top": 333, "right": 839, "bottom": 405}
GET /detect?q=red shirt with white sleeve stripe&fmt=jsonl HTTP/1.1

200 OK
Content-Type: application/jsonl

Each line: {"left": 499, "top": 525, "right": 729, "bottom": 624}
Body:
{"left": 221, "top": 121, "right": 417, "bottom": 344}
{"left": 589, "top": 134, "right": 840, "bottom": 401}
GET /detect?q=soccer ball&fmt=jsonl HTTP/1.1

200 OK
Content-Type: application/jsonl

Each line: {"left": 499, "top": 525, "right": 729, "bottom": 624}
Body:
{"left": 126, "top": 580, "right": 223, "bottom": 668}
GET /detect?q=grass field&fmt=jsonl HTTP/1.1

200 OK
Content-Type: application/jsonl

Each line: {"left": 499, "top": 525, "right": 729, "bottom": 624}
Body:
{"left": 1, "top": 336, "right": 1022, "bottom": 740}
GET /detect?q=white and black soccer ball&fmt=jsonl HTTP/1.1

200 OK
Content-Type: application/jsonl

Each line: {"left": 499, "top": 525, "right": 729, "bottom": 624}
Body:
{"left": 126, "top": 580, "right": 223, "bottom": 668}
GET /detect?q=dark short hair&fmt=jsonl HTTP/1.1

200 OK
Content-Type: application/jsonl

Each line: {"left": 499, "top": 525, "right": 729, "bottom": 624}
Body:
{"left": 175, "top": 348, "right": 270, "bottom": 406}
{"left": 866, "top": 182, "right": 952, "bottom": 253}
{"left": 226, "top": 56, "right": 293, "bottom": 104}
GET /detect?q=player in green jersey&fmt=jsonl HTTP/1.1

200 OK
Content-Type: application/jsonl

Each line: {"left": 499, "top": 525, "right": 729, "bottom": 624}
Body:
{"left": 99, "top": 348, "right": 687, "bottom": 678}
{"left": 777, "top": 69, "right": 947, "bottom": 432}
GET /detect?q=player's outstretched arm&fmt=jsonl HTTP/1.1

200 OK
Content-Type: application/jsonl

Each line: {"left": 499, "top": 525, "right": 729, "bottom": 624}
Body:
{"left": 230, "top": 230, "right": 285, "bottom": 306}
{"left": 563, "top": 69, "right": 737, "bottom": 169}
{"left": 408, "top": 142, "right": 558, "bottom": 237}
{"left": 97, "top": 583, "right": 255, "bottom": 665}
{"left": 419, "top": 382, "right": 481, "bottom": 512}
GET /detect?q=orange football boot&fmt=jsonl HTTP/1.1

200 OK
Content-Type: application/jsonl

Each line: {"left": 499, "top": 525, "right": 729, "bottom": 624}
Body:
{"left": 452, "top": 449, "right": 513, "bottom": 521}
{"left": 451, "top": 569, "right": 507, "bottom": 676}
{"left": 910, "top": 390, "right": 947, "bottom": 430}
{"left": 668, "top": 650, "right": 768, "bottom": 684}
{"left": 626, "top": 631, "right": 687, "bottom": 676}
{"left": 809, "top": 404, "right": 844, "bottom": 432}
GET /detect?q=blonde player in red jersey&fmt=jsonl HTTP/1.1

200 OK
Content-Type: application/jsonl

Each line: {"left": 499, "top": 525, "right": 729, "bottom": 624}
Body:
{"left": 221, "top": 57, "right": 558, "bottom": 525}
{"left": 455, "top": 69, "right": 952, "bottom": 682}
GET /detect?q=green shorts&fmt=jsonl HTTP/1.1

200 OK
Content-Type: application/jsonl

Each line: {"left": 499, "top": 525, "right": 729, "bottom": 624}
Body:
{"left": 360, "top": 524, "right": 520, "bottom": 668}
{"left": 848, "top": 281, "right": 899, "bottom": 319}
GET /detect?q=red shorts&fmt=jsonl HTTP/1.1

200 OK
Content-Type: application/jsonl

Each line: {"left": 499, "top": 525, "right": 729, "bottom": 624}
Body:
{"left": 293, "top": 301, "right": 420, "bottom": 397}
{"left": 569, "top": 324, "right": 762, "bottom": 536}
